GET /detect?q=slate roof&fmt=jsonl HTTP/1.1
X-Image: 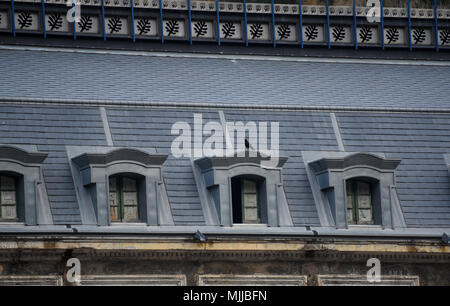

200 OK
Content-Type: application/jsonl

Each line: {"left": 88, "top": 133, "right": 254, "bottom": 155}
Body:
{"left": 1, "top": 48, "right": 450, "bottom": 110}
{"left": 0, "top": 47, "right": 449, "bottom": 232}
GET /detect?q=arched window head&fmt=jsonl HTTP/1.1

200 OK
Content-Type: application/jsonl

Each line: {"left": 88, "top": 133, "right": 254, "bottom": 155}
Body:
{"left": 109, "top": 174, "right": 142, "bottom": 223}
{"left": 346, "top": 178, "right": 377, "bottom": 225}
{"left": 0, "top": 174, "right": 19, "bottom": 221}
{"left": 231, "top": 176, "right": 263, "bottom": 224}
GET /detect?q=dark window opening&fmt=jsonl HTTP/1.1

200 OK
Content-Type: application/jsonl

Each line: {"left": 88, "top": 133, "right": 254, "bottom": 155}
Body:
{"left": 231, "top": 176, "right": 261, "bottom": 224}
{"left": 346, "top": 178, "right": 375, "bottom": 225}
{"left": 0, "top": 175, "right": 18, "bottom": 221}
{"left": 109, "top": 175, "right": 140, "bottom": 223}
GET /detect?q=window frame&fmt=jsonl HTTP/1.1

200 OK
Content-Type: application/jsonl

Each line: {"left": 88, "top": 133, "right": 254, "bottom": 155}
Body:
{"left": 231, "top": 176, "right": 263, "bottom": 225}
{"left": 307, "top": 152, "right": 405, "bottom": 229}
{"left": 70, "top": 147, "right": 173, "bottom": 226}
{"left": 194, "top": 153, "right": 293, "bottom": 227}
{"left": 346, "top": 178, "right": 375, "bottom": 226}
{"left": 109, "top": 174, "right": 141, "bottom": 223}
{"left": 0, "top": 174, "right": 19, "bottom": 222}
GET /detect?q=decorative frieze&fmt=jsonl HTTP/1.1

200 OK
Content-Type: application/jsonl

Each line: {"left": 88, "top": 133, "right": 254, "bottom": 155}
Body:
{"left": 384, "top": 26, "right": 406, "bottom": 45}
{"left": 330, "top": 25, "right": 351, "bottom": 43}
{"left": 15, "top": 11, "right": 39, "bottom": 31}
{"left": 220, "top": 21, "right": 241, "bottom": 40}
{"left": 105, "top": 16, "right": 129, "bottom": 35}
{"left": 411, "top": 27, "right": 432, "bottom": 46}
{"left": 275, "top": 23, "right": 296, "bottom": 42}
{"left": 75, "top": 15, "right": 99, "bottom": 33}
{"left": 0, "top": 11, "right": 8, "bottom": 29}
{"left": 46, "top": 13, "right": 69, "bottom": 32}
{"left": 135, "top": 17, "right": 157, "bottom": 36}
{"left": 303, "top": 24, "right": 324, "bottom": 43}
{"left": 247, "top": 22, "right": 269, "bottom": 41}
{"left": 357, "top": 25, "right": 378, "bottom": 44}
{"left": 191, "top": 20, "right": 213, "bottom": 39}
{"left": 163, "top": 18, "right": 185, "bottom": 37}
{"left": 3, "top": 2, "right": 450, "bottom": 48}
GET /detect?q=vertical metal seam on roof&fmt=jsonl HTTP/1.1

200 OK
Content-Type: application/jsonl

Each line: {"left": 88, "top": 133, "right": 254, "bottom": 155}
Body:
{"left": 100, "top": 107, "right": 114, "bottom": 146}
{"left": 330, "top": 113, "right": 345, "bottom": 152}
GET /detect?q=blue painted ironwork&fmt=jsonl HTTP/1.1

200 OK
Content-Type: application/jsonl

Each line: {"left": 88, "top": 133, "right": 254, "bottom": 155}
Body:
{"left": 326, "top": 0, "right": 330, "bottom": 48}
{"left": 407, "top": 0, "right": 412, "bottom": 51}
{"left": 216, "top": 0, "right": 220, "bottom": 46}
{"left": 188, "top": 0, "right": 192, "bottom": 44}
{"left": 11, "top": 0, "right": 15, "bottom": 37}
{"left": 299, "top": 0, "right": 303, "bottom": 48}
{"left": 434, "top": 0, "right": 439, "bottom": 52}
{"left": 159, "top": 0, "right": 164, "bottom": 43}
{"left": 353, "top": 0, "right": 357, "bottom": 50}
{"left": 271, "top": 0, "right": 276, "bottom": 47}
{"left": 131, "top": 0, "right": 135, "bottom": 42}
{"left": 101, "top": 0, "right": 106, "bottom": 40}
{"left": 244, "top": 0, "right": 248, "bottom": 46}
{"left": 380, "top": 0, "right": 384, "bottom": 50}
{"left": 72, "top": 1, "right": 76, "bottom": 40}
{"left": 41, "top": 0, "right": 46, "bottom": 39}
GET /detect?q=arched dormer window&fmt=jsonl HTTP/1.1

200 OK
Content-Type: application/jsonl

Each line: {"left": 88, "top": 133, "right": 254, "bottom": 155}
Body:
{"left": 194, "top": 152, "right": 292, "bottom": 227}
{"left": 70, "top": 147, "right": 174, "bottom": 226}
{"left": 0, "top": 145, "right": 50, "bottom": 225}
{"left": 308, "top": 152, "right": 405, "bottom": 229}
{"left": 231, "top": 175, "right": 265, "bottom": 224}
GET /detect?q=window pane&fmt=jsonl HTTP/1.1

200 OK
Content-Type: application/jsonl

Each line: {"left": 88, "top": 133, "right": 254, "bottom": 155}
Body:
{"left": 123, "top": 191, "right": 138, "bottom": 222}
{"left": 109, "top": 177, "right": 119, "bottom": 221}
{"left": 0, "top": 176, "right": 17, "bottom": 219}
{"left": 242, "top": 179, "right": 259, "bottom": 223}
{"left": 358, "top": 209, "right": 373, "bottom": 224}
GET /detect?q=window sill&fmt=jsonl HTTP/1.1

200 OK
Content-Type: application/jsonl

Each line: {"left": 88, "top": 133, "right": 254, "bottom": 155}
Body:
{"left": 232, "top": 223, "right": 268, "bottom": 228}
{"left": 347, "top": 224, "right": 383, "bottom": 230}
{"left": 110, "top": 222, "right": 147, "bottom": 227}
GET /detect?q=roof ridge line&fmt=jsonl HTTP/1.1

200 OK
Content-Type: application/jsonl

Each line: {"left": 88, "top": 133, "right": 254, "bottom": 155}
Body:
{"left": 1, "top": 44, "right": 450, "bottom": 67}
{"left": 2, "top": 97, "right": 450, "bottom": 114}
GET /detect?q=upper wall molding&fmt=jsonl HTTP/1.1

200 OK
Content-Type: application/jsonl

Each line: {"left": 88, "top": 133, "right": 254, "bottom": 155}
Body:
{"left": 8, "top": 0, "right": 450, "bottom": 20}
{"left": 1, "top": 1, "right": 449, "bottom": 51}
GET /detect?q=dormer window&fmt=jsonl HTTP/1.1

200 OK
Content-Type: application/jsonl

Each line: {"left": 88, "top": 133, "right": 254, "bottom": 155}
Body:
{"left": 0, "top": 145, "right": 50, "bottom": 225}
{"left": 0, "top": 175, "right": 18, "bottom": 221}
{"left": 307, "top": 152, "right": 405, "bottom": 229}
{"left": 231, "top": 176, "right": 262, "bottom": 224}
{"left": 346, "top": 178, "right": 375, "bottom": 225}
{"left": 109, "top": 175, "right": 140, "bottom": 223}
{"left": 69, "top": 147, "right": 174, "bottom": 226}
{"left": 194, "top": 152, "right": 293, "bottom": 227}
